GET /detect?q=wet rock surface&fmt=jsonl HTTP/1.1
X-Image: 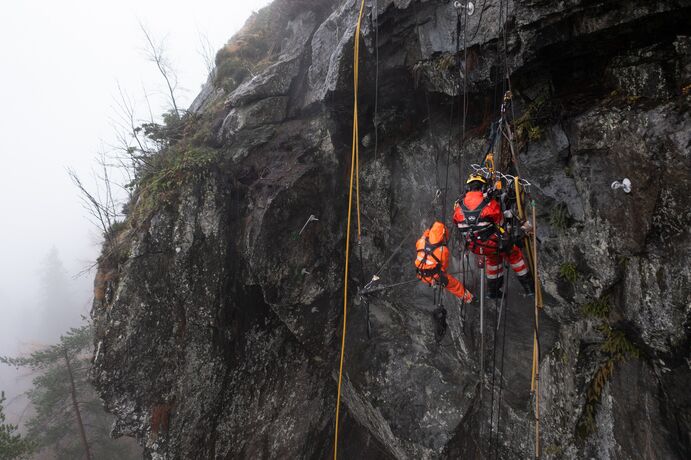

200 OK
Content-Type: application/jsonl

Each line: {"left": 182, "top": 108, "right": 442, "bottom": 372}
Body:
{"left": 92, "top": 0, "right": 691, "bottom": 458}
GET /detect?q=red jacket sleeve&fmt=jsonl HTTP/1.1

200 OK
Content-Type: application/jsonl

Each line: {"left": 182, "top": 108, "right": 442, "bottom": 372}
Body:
{"left": 453, "top": 204, "right": 464, "bottom": 225}
{"left": 480, "top": 199, "right": 503, "bottom": 225}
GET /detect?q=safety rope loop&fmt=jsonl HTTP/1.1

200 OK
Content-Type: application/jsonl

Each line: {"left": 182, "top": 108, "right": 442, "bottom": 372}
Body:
{"left": 334, "top": 1, "right": 367, "bottom": 459}
{"left": 469, "top": 164, "right": 532, "bottom": 191}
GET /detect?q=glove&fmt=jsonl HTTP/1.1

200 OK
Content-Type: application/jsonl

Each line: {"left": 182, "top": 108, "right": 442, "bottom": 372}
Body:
{"left": 462, "top": 290, "right": 474, "bottom": 304}
{"left": 521, "top": 220, "right": 534, "bottom": 236}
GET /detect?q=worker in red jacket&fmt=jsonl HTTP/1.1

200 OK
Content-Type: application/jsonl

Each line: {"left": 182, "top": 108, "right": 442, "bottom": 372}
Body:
{"left": 415, "top": 221, "right": 473, "bottom": 340}
{"left": 453, "top": 174, "right": 534, "bottom": 298}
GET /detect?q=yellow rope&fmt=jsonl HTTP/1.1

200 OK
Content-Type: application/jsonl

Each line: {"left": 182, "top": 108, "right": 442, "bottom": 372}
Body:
{"left": 513, "top": 177, "right": 542, "bottom": 307}
{"left": 514, "top": 177, "right": 542, "bottom": 457}
{"left": 334, "top": 1, "right": 366, "bottom": 459}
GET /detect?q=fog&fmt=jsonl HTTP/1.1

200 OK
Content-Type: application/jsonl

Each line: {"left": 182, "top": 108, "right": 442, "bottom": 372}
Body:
{"left": 0, "top": 0, "right": 271, "bottom": 426}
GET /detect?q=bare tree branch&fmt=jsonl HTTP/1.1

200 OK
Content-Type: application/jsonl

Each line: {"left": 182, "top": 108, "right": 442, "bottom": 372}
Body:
{"left": 140, "top": 23, "right": 180, "bottom": 118}
{"left": 68, "top": 166, "right": 122, "bottom": 245}
{"left": 197, "top": 29, "right": 216, "bottom": 76}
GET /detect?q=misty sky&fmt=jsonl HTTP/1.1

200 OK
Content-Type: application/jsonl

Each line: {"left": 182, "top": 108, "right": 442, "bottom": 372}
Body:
{"left": 0, "top": 0, "right": 272, "bottom": 418}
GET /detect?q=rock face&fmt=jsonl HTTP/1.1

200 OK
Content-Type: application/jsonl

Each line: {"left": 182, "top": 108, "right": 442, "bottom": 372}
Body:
{"left": 91, "top": 0, "right": 691, "bottom": 458}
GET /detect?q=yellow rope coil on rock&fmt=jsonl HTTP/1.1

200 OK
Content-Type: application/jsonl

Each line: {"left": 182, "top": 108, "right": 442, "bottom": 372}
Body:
{"left": 334, "top": 1, "right": 366, "bottom": 459}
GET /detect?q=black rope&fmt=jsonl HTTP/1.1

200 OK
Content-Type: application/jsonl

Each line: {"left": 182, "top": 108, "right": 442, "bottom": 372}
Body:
{"left": 457, "top": 3, "right": 470, "bottom": 198}
{"left": 362, "top": 268, "right": 467, "bottom": 296}
{"left": 488, "top": 263, "right": 509, "bottom": 458}
{"left": 459, "top": 243, "right": 469, "bottom": 330}
{"left": 414, "top": 0, "right": 444, "bottom": 221}
{"left": 443, "top": 1, "right": 470, "bottom": 226}
{"left": 467, "top": 0, "right": 487, "bottom": 42}
{"left": 441, "top": 82, "right": 457, "bottom": 226}
{"left": 373, "top": 228, "right": 414, "bottom": 279}
{"left": 492, "top": 272, "right": 510, "bottom": 460}
{"left": 373, "top": 0, "right": 380, "bottom": 160}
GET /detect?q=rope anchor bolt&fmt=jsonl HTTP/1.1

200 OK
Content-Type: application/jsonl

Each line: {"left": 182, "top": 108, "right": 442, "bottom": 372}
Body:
{"left": 611, "top": 178, "right": 632, "bottom": 194}
{"left": 299, "top": 214, "right": 319, "bottom": 235}
{"left": 453, "top": 1, "right": 475, "bottom": 16}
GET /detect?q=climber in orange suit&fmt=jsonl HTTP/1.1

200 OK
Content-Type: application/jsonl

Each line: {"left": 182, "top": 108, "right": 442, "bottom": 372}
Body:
{"left": 453, "top": 174, "right": 534, "bottom": 298}
{"left": 415, "top": 221, "right": 474, "bottom": 303}
{"left": 415, "top": 221, "right": 473, "bottom": 341}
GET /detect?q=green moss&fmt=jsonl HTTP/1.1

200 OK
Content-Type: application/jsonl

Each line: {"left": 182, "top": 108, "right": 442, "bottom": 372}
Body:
{"left": 544, "top": 443, "right": 565, "bottom": 456}
{"left": 514, "top": 92, "right": 554, "bottom": 146}
{"left": 549, "top": 203, "right": 571, "bottom": 231}
{"left": 559, "top": 262, "right": 578, "bottom": 284}
{"left": 576, "top": 358, "right": 613, "bottom": 439}
{"left": 149, "top": 148, "right": 215, "bottom": 190}
{"left": 433, "top": 53, "right": 456, "bottom": 72}
{"left": 600, "top": 326, "right": 640, "bottom": 359}
{"left": 576, "top": 325, "right": 639, "bottom": 439}
{"left": 211, "top": 5, "right": 282, "bottom": 93}
{"left": 214, "top": 56, "right": 252, "bottom": 93}
{"left": 581, "top": 296, "right": 611, "bottom": 319}
{"left": 132, "top": 147, "right": 218, "bottom": 223}
{"left": 528, "top": 125, "right": 544, "bottom": 141}
{"left": 104, "top": 220, "right": 127, "bottom": 243}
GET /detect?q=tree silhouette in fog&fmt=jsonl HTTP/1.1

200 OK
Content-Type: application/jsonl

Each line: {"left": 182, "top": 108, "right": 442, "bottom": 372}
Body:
{"left": 36, "top": 247, "right": 78, "bottom": 343}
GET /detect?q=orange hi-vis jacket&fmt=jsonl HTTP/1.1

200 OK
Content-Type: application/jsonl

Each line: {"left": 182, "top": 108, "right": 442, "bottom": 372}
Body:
{"left": 414, "top": 221, "right": 471, "bottom": 301}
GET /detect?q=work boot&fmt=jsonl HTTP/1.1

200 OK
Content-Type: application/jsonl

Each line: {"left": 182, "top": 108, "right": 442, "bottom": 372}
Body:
{"left": 517, "top": 273, "right": 535, "bottom": 296}
{"left": 433, "top": 307, "right": 447, "bottom": 342}
{"left": 487, "top": 277, "right": 504, "bottom": 299}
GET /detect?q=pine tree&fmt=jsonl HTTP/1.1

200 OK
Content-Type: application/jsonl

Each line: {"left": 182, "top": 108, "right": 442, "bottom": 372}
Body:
{"left": 0, "top": 391, "right": 34, "bottom": 459}
{"left": 1, "top": 324, "right": 139, "bottom": 459}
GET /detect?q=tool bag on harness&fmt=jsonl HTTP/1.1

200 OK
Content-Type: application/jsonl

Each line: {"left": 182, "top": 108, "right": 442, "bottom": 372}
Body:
{"left": 416, "top": 238, "right": 449, "bottom": 286}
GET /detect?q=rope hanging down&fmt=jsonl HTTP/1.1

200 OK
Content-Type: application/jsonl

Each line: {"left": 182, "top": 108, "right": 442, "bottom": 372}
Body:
{"left": 333, "top": 1, "right": 366, "bottom": 459}
{"left": 472, "top": 0, "right": 544, "bottom": 449}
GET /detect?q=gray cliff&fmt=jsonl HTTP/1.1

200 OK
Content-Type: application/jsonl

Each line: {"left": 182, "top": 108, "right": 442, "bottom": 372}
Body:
{"left": 91, "top": 0, "right": 691, "bottom": 458}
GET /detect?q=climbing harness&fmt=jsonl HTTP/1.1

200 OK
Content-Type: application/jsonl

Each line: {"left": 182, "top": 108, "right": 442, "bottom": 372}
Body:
{"left": 455, "top": 196, "right": 496, "bottom": 241}
{"left": 333, "top": 1, "right": 366, "bottom": 458}
{"left": 415, "top": 235, "right": 446, "bottom": 282}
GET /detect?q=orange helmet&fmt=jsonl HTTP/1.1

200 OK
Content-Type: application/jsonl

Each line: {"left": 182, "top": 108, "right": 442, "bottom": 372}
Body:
{"left": 428, "top": 221, "right": 449, "bottom": 244}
